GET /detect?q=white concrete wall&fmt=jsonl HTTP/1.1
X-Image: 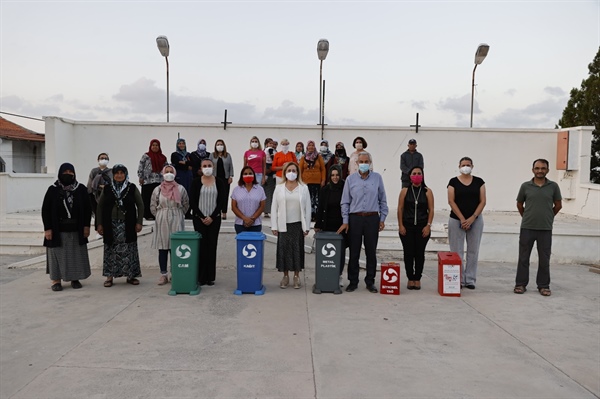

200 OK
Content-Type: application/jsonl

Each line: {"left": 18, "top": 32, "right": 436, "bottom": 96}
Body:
{"left": 0, "top": 173, "right": 55, "bottom": 215}
{"left": 0, "top": 139, "right": 13, "bottom": 172}
{"left": 42, "top": 117, "right": 597, "bottom": 219}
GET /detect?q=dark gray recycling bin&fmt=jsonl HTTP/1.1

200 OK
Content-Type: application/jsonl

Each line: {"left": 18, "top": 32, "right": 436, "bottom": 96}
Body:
{"left": 313, "top": 231, "right": 344, "bottom": 295}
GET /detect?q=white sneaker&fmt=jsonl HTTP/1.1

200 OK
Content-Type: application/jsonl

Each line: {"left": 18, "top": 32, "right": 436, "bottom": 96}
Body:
{"left": 339, "top": 276, "right": 344, "bottom": 287}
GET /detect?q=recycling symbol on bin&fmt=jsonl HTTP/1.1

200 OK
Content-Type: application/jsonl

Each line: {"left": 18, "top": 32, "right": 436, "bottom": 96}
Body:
{"left": 383, "top": 268, "right": 398, "bottom": 283}
{"left": 321, "top": 243, "right": 336, "bottom": 258}
{"left": 242, "top": 244, "right": 257, "bottom": 259}
{"left": 175, "top": 244, "right": 192, "bottom": 259}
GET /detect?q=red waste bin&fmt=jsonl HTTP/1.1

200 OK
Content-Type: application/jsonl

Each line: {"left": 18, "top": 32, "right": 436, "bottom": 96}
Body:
{"left": 438, "top": 252, "right": 461, "bottom": 297}
{"left": 380, "top": 262, "right": 400, "bottom": 295}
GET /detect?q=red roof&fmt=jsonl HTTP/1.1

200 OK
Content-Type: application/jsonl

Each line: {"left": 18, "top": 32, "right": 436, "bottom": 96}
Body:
{"left": 0, "top": 116, "right": 45, "bottom": 142}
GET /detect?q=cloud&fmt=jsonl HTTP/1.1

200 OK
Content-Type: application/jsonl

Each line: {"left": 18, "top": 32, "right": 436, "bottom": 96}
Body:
{"left": 504, "top": 88, "right": 517, "bottom": 96}
{"left": 262, "top": 100, "right": 315, "bottom": 124}
{"left": 487, "top": 97, "right": 567, "bottom": 128}
{"left": 410, "top": 100, "right": 428, "bottom": 110}
{"left": 436, "top": 93, "right": 475, "bottom": 115}
{"left": 544, "top": 86, "right": 566, "bottom": 97}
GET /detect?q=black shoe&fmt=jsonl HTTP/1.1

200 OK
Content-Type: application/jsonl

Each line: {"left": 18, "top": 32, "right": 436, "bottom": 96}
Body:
{"left": 71, "top": 280, "right": 82, "bottom": 289}
{"left": 345, "top": 284, "right": 357, "bottom": 292}
{"left": 51, "top": 283, "right": 63, "bottom": 292}
{"left": 207, "top": 281, "right": 215, "bottom": 286}
{"left": 366, "top": 285, "right": 378, "bottom": 293}
{"left": 465, "top": 284, "right": 476, "bottom": 290}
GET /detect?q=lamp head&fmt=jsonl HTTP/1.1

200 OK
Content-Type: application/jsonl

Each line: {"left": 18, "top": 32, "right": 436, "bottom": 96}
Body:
{"left": 156, "top": 36, "right": 170, "bottom": 57}
{"left": 317, "top": 39, "right": 329, "bottom": 61}
{"left": 474, "top": 43, "right": 489, "bottom": 65}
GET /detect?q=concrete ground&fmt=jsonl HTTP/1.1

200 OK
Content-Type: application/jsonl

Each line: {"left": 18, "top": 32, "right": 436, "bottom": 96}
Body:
{"left": 1, "top": 229, "right": 599, "bottom": 399}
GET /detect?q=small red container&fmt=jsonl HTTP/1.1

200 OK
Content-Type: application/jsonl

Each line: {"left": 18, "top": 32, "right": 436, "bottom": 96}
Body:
{"left": 437, "top": 252, "right": 461, "bottom": 297}
{"left": 380, "top": 262, "right": 400, "bottom": 295}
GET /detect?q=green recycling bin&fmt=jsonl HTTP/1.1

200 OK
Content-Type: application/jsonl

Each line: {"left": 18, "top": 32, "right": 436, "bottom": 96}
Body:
{"left": 168, "top": 231, "right": 201, "bottom": 296}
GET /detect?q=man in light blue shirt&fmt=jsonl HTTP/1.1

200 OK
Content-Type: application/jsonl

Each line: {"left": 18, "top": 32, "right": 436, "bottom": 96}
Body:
{"left": 339, "top": 152, "right": 388, "bottom": 292}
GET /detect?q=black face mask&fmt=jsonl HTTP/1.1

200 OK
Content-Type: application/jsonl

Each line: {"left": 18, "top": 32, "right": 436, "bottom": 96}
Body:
{"left": 59, "top": 174, "right": 75, "bottom": 185}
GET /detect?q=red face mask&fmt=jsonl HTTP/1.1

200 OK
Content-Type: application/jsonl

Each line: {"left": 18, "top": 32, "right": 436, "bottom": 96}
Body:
{"left": 410, "top": 175, "right": 423, "bottom": 184}
{"left": 243, "top": 175, "right": 254, "bottom": 183}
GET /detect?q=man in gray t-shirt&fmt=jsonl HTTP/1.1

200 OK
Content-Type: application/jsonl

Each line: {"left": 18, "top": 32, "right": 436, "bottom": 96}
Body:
{"left": 514, "top": 159, "right": 562, "bottom": 297}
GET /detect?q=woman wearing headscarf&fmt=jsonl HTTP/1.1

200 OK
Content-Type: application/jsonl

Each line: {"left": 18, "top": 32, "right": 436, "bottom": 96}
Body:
{"left": 271, "top": 162, "right": 312, "bottom": 289}
{"left": 295, "top": 142, "right": 305, "bottom": 163}
{"left": 138, "top": 139, "right": 167, "bottom": 220}
{"left": 190, "top": 158, "right": 227, "bottom": 286}
{"left": 87, "top": 152, "right": 112, "bottom": 219}
{"left": 97, "top": 164, "right": 144, "bottom": 287}
{"left": 210, "top": 139, "right": 235, "bottom": 220}
{"left": 397, "top": 166, "right": 434, "bottom": 290}
{"left": 299, "top": 140, "right": 326, "bottom": 221}
{"left": 150, "top": 164, "right": 190, "bottom": 285}
{"left": 314, "top": 164, "right": 348, "bottom": 287}
{"left": 333, "top": 142, "right": 350, "bottom": 179}
{"left": 170, "top": 138, "right": 193, "bottom": 195}
{"left": 42, "top": 163, "right": 92, "bottom": 291}
{"left": 319, "top": 139, "right": 335, "bottom": 173}
{"left": 189, "top": 138, "right": 210, "bottom": 178}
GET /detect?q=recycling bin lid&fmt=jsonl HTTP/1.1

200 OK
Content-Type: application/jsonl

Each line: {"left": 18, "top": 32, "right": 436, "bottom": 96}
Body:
{"left": 236, "top": 231, "right": 266, "bottom": 240}
{"left": 314, "top": 231, "right": 344, "bottom": 240}
{"left": 170, "top": 231, "right": 201, "bottom": 239}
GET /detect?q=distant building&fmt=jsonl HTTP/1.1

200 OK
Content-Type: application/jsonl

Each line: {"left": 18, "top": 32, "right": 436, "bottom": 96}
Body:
{"left": 0, "top": 117, "right": 45, "bottom": 173}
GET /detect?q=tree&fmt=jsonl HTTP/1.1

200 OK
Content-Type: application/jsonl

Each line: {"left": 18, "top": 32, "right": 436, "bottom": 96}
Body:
{"left": 558, "top": 47, "right": 600, "bottom": 183}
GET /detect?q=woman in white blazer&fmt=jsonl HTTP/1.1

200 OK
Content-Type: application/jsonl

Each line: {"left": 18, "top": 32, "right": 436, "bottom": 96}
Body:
{"left": 271, "top": 161, "right": 312, "bottom": 289}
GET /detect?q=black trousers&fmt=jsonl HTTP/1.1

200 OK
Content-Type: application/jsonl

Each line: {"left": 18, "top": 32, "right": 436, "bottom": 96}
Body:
{"left": 347, "top": 214, "right": 379, "bottom": 286}
{"left": 515, "top": 228, "right": 552, "bottom": 289}
{"left": 193, "top": 216, "right": 222, "bottom": 284}
{"left": 141, "top": 183, "right": 160, "bottom": 220}
{"left": 399, "top": 223, "right": 430, "bottom": 281}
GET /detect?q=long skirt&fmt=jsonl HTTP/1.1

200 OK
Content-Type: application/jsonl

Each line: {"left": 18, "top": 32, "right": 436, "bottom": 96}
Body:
{"left": 103, "top": 220, "right": 142, "bottom": 279}
{"left": 46, "top": 232, "right": 91, "bottom": 281}
{"left": 276, "top": 222, "right": 305, "bottom": 272}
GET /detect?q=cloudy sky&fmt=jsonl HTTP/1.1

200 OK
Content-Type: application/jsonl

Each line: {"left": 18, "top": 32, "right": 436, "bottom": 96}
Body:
{"left": 1, "top": 0, "right": 599, "bottom": 133}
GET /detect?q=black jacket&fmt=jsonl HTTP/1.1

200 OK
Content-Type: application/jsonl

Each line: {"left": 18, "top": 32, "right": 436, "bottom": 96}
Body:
{"left": 189, "top": 177, "right": 227, "bottom": 220}
{"left": 42, "top": 183, "right": 91, "bottom": 248}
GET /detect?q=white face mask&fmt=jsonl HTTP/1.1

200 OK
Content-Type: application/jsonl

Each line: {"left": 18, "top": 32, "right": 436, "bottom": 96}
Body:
{"left": 281, "top": 145, "right": 289, "bottom": 153}
{"left": 216, "top": 145, "right": 224, "bottom": 152}
{"left": 163, "top": 173, "right": 175, "bottom": 182}
{"left": 251, "top": 142, "right": 259, "bottom": 149}
{"left": 202, "top": 167, "right": 213, "bottom": 176}
{"left": 286, "top": 171, "right": 297, "bottom": 181}
{"left": 355, "top": 143, "right": 363, "bottom": 150}
{"left": 198, "top": 144, "right": 206, "bottom": 151}
{"left": 98, "top": 159, "right": 109, "bottom": 167}
{"left": 320, "top": 146, "right": 328, "bottom": 152}
{"left": 460, "top": 166, "right": 472, "bottom": 175}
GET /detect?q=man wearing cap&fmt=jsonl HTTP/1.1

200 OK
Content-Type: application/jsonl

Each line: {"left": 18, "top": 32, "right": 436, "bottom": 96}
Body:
{"left": 400, "top": 139, "right": 424, "bottom": 188}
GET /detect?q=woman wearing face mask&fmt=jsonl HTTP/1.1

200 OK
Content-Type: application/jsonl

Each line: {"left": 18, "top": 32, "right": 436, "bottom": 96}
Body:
{"left": 189, "top": 159, "right": 227, "bottom": 286}
{"left": 348, "top": 136, "right": 373, "bottom": 175}
{"left": 447, "top": 157, "right": 486, "bottom": 290}
{"left": 295, "top": 142, "right": 305, "bottom": 163}
{"left": 170, "top": 139, "right": 193, "bottom": 194}
{"left": 332, "top": 142, "right": 350, "bottom": 179}
{"left": 271, "top": 162, "right": 312, "bottom": 289}
{"left": 150, "top": 164, "right": 190, "bottom": 285}
{"left": 231, "top": 166, "right": 266, "bottom": 233}
{"left": 314, "top": 164, "right": 348, "bottom": 287}
{"left": 97, "top": 164, "right": 144, "bottom": 287}
{"left": 299, "top": 140, "right": 326, "bottom": 221}
{"left": 189, "top": 138, "right": 210, "bottom": 178}
{"left": 397, "top": 166, "right": 434, "bottom": 290}
{"left": 319, "top": 139, "right": 335, "bottom": 173}
{"left": 42, "top": 163, "right": 92, "bottom": 291}
{"left": 210, "top": 139, "right": 234, "bottom": 220}
{"left": 243, "top": 136, "right": 266, "bottom": 186}
{"left": 87, "top": 152, "right": 113, "bottom": 219}
{"left": 138, "top": 139, "right": 167, "bottom": 220}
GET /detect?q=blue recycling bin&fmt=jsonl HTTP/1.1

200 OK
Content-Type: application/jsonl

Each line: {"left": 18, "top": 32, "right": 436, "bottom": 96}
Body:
{"left": 234, "top": 231, "right": 266, "bottom": 295}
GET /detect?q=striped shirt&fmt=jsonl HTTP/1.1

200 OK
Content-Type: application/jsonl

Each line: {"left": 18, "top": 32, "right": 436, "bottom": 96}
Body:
{"left": 231, "top": 185, "right": 266, "bottom": 226}
{"left": 199, "top": 184, "right": 218, "bottom": 217}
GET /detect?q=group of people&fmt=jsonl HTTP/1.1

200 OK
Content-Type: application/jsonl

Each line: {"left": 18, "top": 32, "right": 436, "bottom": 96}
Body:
{"left": 42, "top": 136, "right": 561, "bottom": 298}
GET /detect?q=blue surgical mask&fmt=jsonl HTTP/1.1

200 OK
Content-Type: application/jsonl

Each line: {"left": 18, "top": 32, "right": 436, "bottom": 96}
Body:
{"left": 358, "top": 163, "right": 370, "bottom": 173}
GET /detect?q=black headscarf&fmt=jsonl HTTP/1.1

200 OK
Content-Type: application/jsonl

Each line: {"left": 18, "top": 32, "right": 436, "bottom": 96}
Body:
{"left": 327, "top": 164, "right": 345, "bottom": 191}
{"left": 110, "top": 164, "right": 131, "bottom": 212}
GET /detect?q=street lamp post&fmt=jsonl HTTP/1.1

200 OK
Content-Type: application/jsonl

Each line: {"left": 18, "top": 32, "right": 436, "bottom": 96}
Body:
{"left": 317, "top": 39, "right": 329, "bottom": 138}
{"left": 470, "top": 43, "right": 490, "bottom": 128}
{"left": 156, "top": 36, "right": 170, "bottom": 122}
